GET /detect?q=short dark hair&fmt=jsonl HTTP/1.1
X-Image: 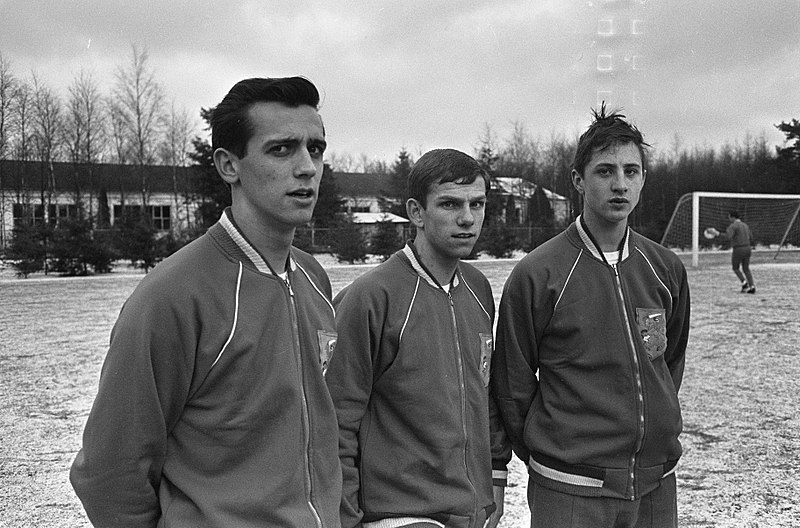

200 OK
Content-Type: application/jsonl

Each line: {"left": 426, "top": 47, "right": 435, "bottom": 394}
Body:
{"left": 729, "top": 210, "right": 740, "bottom": 219}
{"left": 211, "top": 77, "right": 321, "bottom": 158}
{"left": 572, "top": 103, "right": 650, "bottom": 175}
{"left": 407, "top": 149, "right": 490, "bottom": 207}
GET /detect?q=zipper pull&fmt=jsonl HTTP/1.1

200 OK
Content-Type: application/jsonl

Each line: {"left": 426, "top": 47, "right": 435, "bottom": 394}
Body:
{"left": 612, "top": 263, "right": 620, "bottom": 277}
{"left": 284, "top": 276, "right": 295, "bottom": 297}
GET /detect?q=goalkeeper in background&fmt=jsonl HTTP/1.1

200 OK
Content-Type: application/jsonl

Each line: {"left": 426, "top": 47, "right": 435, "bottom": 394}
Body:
{"left": 707, "top": 211, "right": 756, "bottom": 294}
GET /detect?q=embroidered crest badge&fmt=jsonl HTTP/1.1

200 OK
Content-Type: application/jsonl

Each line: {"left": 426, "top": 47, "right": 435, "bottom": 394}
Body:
{"left": 635, "top": 308, "right": 667, "bottom": 360}
{"left": 479, "top": 333, "right": 493, "bottom": 388}
{"left": 317, "top": 330, "right": 337, "bottom": 376}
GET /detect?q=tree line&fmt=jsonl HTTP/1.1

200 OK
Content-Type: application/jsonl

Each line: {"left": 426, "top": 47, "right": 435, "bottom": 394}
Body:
{"left": 1, "top": 45, "right": 798, "bottom": 275}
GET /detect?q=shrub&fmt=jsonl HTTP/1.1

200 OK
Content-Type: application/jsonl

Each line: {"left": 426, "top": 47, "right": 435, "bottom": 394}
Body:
{"left": 477, "top": 220, "right": 520, "bottom": 259}
{"left": 8, "top": 222, "right": 47, "bottom": 278}
{"left": 369, "top": 219, "right": 403, "bottom": 261}
{"left": 334, "top": 216, "right": 368, "bottom": 264}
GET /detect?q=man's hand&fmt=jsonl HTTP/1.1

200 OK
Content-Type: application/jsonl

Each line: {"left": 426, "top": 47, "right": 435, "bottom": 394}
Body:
{"left": 485, "top": 485, "right": 505, "bottom": 528}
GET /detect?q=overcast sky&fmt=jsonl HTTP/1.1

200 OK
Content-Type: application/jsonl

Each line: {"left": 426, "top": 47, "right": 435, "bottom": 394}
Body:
{"left": 1, "top": 0, "right": 798, "bottom": 165}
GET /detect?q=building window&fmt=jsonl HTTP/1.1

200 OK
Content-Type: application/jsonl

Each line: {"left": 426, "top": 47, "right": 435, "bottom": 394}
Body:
{"left": 597, "top": 55, "right": 613, "bottom": 71}
{"left": 113, "top": 204, "right": 171, "bottom": 231}
{"left": 48, "top": 203, "right": 79, "bottom": 225}
{"left": 12, "top": 203, "right": 45, "bottom": 226}
{"left": 632, "top": 19, "right": 644, "bottom": 35}
{"left": 631, "top": 55, "right": 642, "bottom": 70}
{"left": 597, "top": 90, "right": 613, "bottom": 106}
{"left": 150, "top": 205, "right": 171, "bottom": 231}
{"left": 597, "top": 19, "right": 614, "bottom": 36}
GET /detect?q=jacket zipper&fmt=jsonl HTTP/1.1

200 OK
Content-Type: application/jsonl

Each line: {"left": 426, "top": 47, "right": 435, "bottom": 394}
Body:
{"left": 284, "top": 276, "right": 324, "bottom": 527}
{"left": 447, "top": 290, "right": 478, "bottom": 512}
{"left": 612, "top": 263, "right": 645, "bottom": 501}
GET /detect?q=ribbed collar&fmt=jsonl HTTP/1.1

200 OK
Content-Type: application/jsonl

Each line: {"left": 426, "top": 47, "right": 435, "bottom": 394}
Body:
{"left": 218, "top": 208, "right": 296, "bottom": 275}
{"left": 401, "top": 242, "right": 460, "bottom": 291}
{"left": 576, "top": 215, "right": 630, "bottom": 265}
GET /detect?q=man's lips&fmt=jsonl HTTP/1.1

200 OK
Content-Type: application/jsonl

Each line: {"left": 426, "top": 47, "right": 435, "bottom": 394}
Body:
{"left": 287, "top": 189, "right": 314, "bottom": 198}
{"left": 453, "top": 233, "right": 476, "bottom": 238}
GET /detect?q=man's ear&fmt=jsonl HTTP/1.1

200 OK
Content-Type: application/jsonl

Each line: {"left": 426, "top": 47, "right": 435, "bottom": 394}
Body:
{"left": 406, "top": 198, "right": 425, "bottom": 229}
{"left": 571, "top": 169, "right": 584, "bottom": 194}
{"left": 213, "top": 148, "right": 240, "bottom": 185}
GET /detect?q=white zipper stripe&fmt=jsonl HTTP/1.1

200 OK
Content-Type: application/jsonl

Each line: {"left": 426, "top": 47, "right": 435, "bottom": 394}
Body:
{"left": 399, "top": 277, "right": 420, "bottom": 344}
{"left": 636, "top": 247, "right": 669, "bottom": 293}
{"left": 294, "top": 260, "right": 335, "bottom": 314}
{"left": 461, "top": 276, "right": 491, "bottom": 321}
{"left": 212, "top": 262, "right": 242, "bottom": 368}
{"left": 554, "top": 251, "right": 583, "bottom": 311}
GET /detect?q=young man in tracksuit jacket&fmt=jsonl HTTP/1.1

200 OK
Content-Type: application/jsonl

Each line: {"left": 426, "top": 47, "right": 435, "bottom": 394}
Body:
{"left": 493, "top": 107, "right": 690, "bottom": 528}
{"left": 70, "top": 77, "right": 342, "bottom": 527}
{"left": 326, "top": 149, "right": 509, "bottom": 528}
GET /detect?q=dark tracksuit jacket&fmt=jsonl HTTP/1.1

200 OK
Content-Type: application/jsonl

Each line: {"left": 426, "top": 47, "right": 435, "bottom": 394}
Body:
{"left": 70, "top": 209, "right": 342, "bottom": 528}
{"left": 493, "top": 218, "right": 690, "bottom": 501}
{"left": 326, "top": 244, "right": 508, "bottom": 528}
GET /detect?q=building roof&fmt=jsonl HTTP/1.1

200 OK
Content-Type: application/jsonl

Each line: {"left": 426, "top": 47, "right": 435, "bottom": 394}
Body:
{"left": 334, "top": 172, "right": 395, "bottom": 198}
{"left": 493, "top": 177, "right": 566, "bottom": 201}
{"left": 351, "top": 212, "right": 409, "bottom": 224}
{"left": 0, "top": 159, "right": 205, "bottom": 194}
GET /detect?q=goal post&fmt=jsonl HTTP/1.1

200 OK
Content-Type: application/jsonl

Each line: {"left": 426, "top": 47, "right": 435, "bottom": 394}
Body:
{"left": 660, "top": 192, "right": 800, "bottom": 267}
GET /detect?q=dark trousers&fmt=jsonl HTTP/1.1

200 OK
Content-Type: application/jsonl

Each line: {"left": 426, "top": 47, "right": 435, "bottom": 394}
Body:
{"left": 731, "top": 245, "right": 754, "bottom": 285}
{"left": 528, "top": 474, "right": 677, "bottom": 528}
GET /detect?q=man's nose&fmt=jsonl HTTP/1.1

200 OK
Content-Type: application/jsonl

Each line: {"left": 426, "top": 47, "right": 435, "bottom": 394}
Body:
{"left": 611, "top": 172, "right": 628, "bottom": 191}
{"left": 295, "top": 149, "right": 318, "bottom": 178}
{"left": 458, "top": 206, "right": 475, "bottom": 225}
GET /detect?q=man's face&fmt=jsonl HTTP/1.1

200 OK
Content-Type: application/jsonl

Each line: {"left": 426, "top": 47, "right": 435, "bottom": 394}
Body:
{"left": 228, "top": 101, "right": 326, "bottom": 234}
{"left": 409, "top": 178, "right": 487, "bottom": 263}
{"left": 572, "top": 141, "right": 644, "bottom": 229}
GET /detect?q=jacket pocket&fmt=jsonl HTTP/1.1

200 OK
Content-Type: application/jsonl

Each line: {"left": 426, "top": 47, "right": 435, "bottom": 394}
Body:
{"left": 635, "top": 308, "right": 666, "bottom": 360}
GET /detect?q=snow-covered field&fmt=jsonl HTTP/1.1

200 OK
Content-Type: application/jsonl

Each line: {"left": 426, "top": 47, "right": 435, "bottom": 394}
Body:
{"left": 1, "top": 250, "right": 798, "bottom": 527}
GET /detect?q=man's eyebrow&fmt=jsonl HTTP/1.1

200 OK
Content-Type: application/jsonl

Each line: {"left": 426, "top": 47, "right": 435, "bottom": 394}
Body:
{"left": 594, "top": 162, "right": 641, "bottom": 168}
{"left": 434, "top": 193, "right": 486, "bottom": 202}
{"left": 263, "top": 136, "right": 300, "bottom": 147}
{"left": 262, "top": 136, "right": 327, "bottom": 148}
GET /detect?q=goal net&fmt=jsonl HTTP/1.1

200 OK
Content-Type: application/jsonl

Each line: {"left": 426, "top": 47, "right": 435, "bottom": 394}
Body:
{"left": 660, "top": 192, "right": 800, "bottom": 267}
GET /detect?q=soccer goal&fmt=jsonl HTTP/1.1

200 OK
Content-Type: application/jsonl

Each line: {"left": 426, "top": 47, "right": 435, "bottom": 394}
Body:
{"left": 660, "top": 192, "right": 800, "bottom": 267}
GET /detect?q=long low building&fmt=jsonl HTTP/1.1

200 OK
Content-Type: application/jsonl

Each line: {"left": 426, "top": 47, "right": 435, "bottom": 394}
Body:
{"left": 1, "top": 160, "right": 569, "bottom": 249}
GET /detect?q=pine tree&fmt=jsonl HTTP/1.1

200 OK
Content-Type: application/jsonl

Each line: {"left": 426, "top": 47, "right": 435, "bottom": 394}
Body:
{"left": 333, "top": 215, "right": 368, "bottom": 264}
{"left": 369, "top": 218, "right": 403, "bottom": 261}
{"left": 313, "top": 163, "right": 343, "bottom": 227}
{"left": 380, "top": 148, "right": 413, "bottom": 217}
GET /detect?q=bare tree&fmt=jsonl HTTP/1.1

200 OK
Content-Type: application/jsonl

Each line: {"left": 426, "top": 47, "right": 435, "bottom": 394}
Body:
{"left": 31, "top": 73, "right": 64, "bottom": 214}
{"left": 497, "top": 120, "right": 539, "bottom": 180}
{"left": 326, "top": 151, "right": 358, "bottom": 172}
{"left": 66, "top": 70, "right": 107, "bottom": 217}
{"left": 159, "top": 100, "right": 196, "bottom": 231}
{"left": 106, "top": 98, "right": 130, "bottom": 164}
{"left": 0, "top": 53, "right": 17, "bottom": 161}
{"left": 12, "top": 79, "right": 33, "bottom": 199}
{"left": 113, "top": 44, "right": 165, "bottom": 210}
{"left": 0, "top": 53, "right": 19, "bottom": 247}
